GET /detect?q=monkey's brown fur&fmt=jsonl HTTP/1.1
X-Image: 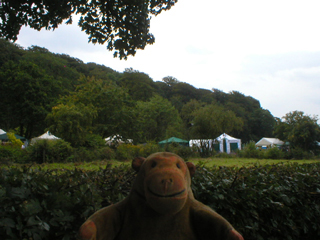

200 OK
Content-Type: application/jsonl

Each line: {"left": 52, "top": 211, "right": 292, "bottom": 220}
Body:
{"left": 78, "top": 152, "right": 244, "bottom": 240}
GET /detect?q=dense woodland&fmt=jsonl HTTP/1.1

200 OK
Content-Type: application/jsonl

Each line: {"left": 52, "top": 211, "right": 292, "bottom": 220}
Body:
{"left": 0, "top": 39, "right": 276, "bottom": 146}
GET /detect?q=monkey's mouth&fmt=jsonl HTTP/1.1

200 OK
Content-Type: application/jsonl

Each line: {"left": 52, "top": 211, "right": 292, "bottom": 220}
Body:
{"left": 148, "top": 188, "right": 186, "bottom": 198}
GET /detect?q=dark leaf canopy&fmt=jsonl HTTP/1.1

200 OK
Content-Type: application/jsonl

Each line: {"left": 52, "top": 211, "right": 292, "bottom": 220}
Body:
{"left": 0, "top": 0, "right": 177, "bottom": 59}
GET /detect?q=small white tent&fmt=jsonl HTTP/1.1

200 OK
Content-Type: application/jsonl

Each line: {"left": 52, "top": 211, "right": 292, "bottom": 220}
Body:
{"left": 31, "top": 131, "right": 60, "bottom": 143}
{"left": 0, "top": 129, "right": 6, "bottom": 135}
{"left": 216, "top": 133, "right": 242, "bottom": 154}
{"left": 255, "top": 138, "right": 284, "bottom": 148}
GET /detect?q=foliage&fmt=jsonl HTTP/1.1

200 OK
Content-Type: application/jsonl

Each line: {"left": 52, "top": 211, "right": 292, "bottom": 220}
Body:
{"left": 46, "top": 103, "right": 97, "bottom": 147}
{"left": 138, "top": 142, "right": 161, "bottom": 157}
{"left": 0, "top": 145, "right": 27, "bottom": 164}
{"left": 115, "top": 144, "right": 141, "bottom": 161}
{"left": 0, "top": 60, "right": 62, "bottom": 138}
{"left": 56, "top": 76, "right": 135, "bottom": 142}
{"left": 238, "top": 141, "right": 261, "bottom": 158}
{"left": 0, "top": 0, "right": 178, "bottom": 59}
{"left": 1, "top": 163, "right": 320, "bottom": 239}
{"left": 97, "top": 147, "right": 116, "bottom": 160}
{"left": 274, "top": 111, "right": 320, "bottom": 152}
{"left": 192, "top": 163, "right": 320, "bottom": 240}
{"left": 0, "top": 166, "right": 104, "bottom": 240}
{"left": 118, "top": 68, "right": 156, "bottom": 101}
{"left": 191, "top": 103, "right": 244, "bottom": 139}
{"left": 162, "top": 142, "right": 195, "bottom": 160}
{"left": 27, "top": 139, "right": 73, "bottom": 164}
{"left": 261, "top": 146, "right": 285, "bottom": 160}
{"left": 223, "top": 91, "right": 275, "bottom": 143}
{"left": 82, "top": 134, "right": 106, "bottom": 149}
{"left": 6, "top": 132, "right": 23, "bottom": 147}
{"left": 135, "top": 95, "right": 184, "bottom": 142}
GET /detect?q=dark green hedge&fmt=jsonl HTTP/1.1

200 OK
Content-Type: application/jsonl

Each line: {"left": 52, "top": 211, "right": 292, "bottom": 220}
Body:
{"left": 1, "top": 163, "right": 319, "bottom": 240}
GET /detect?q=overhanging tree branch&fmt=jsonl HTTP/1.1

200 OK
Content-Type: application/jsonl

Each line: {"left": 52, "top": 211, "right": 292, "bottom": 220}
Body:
{"left": 0, "top": 0, "right": 178, "bottom": 59}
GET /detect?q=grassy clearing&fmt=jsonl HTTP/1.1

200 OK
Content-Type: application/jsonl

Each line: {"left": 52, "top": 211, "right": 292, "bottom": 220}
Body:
{"left": 6, "top": 158, "right": 319, "bottom": 171}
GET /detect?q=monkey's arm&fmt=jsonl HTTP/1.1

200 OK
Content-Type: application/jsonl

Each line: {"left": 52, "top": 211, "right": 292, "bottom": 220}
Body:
{"left": 78, "top": 202, "right": 124, "bottom": 240}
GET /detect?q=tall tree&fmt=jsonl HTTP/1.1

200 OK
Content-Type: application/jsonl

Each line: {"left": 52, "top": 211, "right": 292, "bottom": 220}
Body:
{"left": 274, "top": 111, "right": 320, "bottom": 152}
{"left": 118, "top": 68, "right": 156, "bottom": 101}
{"left": 180, "top": 99, "right": 205, "bottom": 139}
{"left": 23, "top": 46, "right": 81, "bottom": 91}
{"left": 135, "top": 95, "right": 184, "bottom": 142}
{"left": 170, "top": 82, "right": 199, "bottom": 111}
{"left": 0, "top": 60, "right": 61, "bottom": 138}
{"left": 61, "top": 76, "right": 135, "bottom": 139}
{"left": 0, "top": 0, "right": 177, "bottom": 59}
{"left": 0, "top": 38, "right": 24, "bottom": 66}
{"left": 190, "top": 104, "right": 244, "bottom": 139}
{"left": 46, "top": 103, "right": 97, "bottom": 146}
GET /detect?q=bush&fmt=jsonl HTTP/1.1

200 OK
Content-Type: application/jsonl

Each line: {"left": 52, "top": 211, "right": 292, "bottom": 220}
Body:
{"left": 27, "top": 139, "right": 73, "bottom": 163}
{"left": 288, "top": 147, "right": 314, "bottom": 160}
{"left": 0, "top": 145, "right": 28, "bottom": 164}
{"left": 6, "top": 132, "right": 23, "bottom": 147}
{"left": 97, "top": 146, "right": 116, "bottom": 160}
{"left": 259, "top": 146, "right": 285, "bottom": 159}
{"left": 192, "top": 163, "right": 320, "bottom": 240}
{"left": 138, "top": 142, "right": 160, "bottom": 157}
{"left": 115, "top": 144, "right": 141, "bottom": 160}
{"left": 83, "top": 134, "right": 106, "bottom": 149}
{"left": 163, "top": 142, "right": 194, "bottom": 160}
{"left": 238, "top": 141, "right": 260, "bottom": 158}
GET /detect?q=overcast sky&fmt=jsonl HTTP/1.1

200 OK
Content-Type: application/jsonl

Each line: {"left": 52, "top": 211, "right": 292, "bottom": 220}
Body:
{"left": 15, "top": 0, "right": 320, "bottom": 120}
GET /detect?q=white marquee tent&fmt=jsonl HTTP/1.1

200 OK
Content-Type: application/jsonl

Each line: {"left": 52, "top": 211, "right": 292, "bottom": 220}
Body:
{"left": 255, "top": 138, "right": 284, "bottom": 148}
{"left": 189, "top": 133, "right": 241, "bottom": 154}
{"left": 216, "top": 133, "right": 242, "bottom": 154}
{"left": 0, "top": 129, "right": 6, "bottom": 135}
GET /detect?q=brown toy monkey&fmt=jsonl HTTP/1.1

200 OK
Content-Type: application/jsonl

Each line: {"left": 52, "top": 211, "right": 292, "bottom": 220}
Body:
{"left": 78, "top": 152, "right": 244, "bottom": 240}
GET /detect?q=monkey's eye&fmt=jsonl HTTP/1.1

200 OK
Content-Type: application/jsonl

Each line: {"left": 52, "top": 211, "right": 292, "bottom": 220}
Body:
{"left": 151, "top": 161, "right": 157, "bottom": 168}
{"left": 176, "top": 163, "right": 181, "bottom": 169}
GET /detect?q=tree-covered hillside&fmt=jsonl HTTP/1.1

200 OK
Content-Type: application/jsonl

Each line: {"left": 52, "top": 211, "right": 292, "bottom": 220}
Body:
{"left": 0, "top": 39, "right": 275, "bottom": 145}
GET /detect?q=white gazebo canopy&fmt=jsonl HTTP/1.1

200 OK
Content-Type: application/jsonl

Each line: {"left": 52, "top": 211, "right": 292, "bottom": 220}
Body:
{"left": 31, "top": 131, "right": 60, "bottom": 144}
{"left": 256, "top": 138, "right": 284, "bottom": 147}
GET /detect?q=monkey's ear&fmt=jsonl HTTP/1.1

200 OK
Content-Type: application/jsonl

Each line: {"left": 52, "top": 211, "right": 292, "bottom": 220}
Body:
{"left": 132, "top": 157, "right": 146, "bottom": 172}
{"left": 186, "top": 162, "right": 196, "bottom": 177}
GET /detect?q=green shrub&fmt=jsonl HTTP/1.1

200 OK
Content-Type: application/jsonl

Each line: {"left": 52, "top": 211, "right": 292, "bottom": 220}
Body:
{"left": 138, "top": 142, "right": 160, "bottom": 157}
{"left": 71, "top": 147, "right": 96, "bottom": 162}
{"left": 289, "top": 147, "right": 314, "bottom": 159}
{"left": 263, "top": 146, "right": 285, "bottom": 159}
{"left": 0, "top": 145, "right": 28, "bottom": 164}
{"left": 163, "top": 142, "right": 194, "bottom": 160}
{"left": 83, "top": 134, "right": 106, "bottom": 149}
{"left": 27, "top": 139, "right": 73, "bottom": 163}
{"left": 0, "top": 145, "right": 13, "bottom": 162}
{"left": 192, "top": 163, "right": 320, "bottom": 240}
{"left": 6, "top": 132, "right": 23, "bottom": 147}
{"left": 0, "top": 166, "right": 105, "bottom": 240}
{"left": 239, "top": 141, "right": 261, "bottom": 158}
{"left": 115, "top": 144, "right": 141, "bottom": 160}
{"left": 97, "top": 146, "right": 116, "bottom": 160}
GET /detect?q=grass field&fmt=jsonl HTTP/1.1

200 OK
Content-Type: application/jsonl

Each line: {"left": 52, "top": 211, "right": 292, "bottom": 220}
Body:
{"left": 15, "top": 158, "right": 319, "bottom": 171}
